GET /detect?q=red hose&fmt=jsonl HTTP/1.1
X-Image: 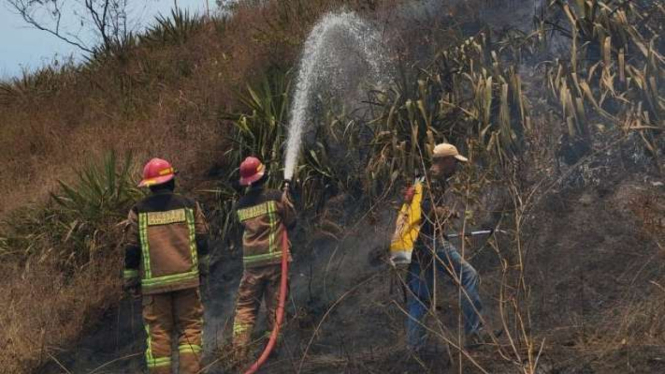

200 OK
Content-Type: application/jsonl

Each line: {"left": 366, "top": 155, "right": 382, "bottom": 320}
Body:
{"left": 244, "top": 229, "right": 289, "bottom": 374}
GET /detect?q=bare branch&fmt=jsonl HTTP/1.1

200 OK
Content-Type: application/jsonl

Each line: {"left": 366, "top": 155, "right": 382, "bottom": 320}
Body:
{"left": 7, "top": 0, "right": 133, "bottom": 54}
{"left": 7, "top": 0, "right": 95, "bottom": 53}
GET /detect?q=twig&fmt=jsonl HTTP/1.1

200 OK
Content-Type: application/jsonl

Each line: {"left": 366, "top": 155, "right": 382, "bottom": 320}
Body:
{"left": 391, "top": 300, "right": 491, "bottom": 374}
{"left": 297, "top": 273, "right": 379, "bottom": 374}
{"left": 88, "top": 352, "right": 142, "bottom": 374}
{"left": 47, "top": 352, "right": 72, "bottom": 374}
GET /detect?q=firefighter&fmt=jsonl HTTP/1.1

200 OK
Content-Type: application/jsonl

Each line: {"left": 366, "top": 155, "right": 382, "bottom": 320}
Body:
{"left": 232, "top": 156, "right": 296, "bottom": 362}
{"left": 401, "top": 143, "right": 491, "bottom": 351}
{"left": 123, "top": 158, "right": 210, "bottom": 374}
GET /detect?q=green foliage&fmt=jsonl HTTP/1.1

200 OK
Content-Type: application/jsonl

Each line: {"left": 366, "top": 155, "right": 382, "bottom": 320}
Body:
{"left": 223, "top": 71, "right": 292, "bottom": 182}
{"left": 215, "top": 72, "right": 291, "bottom": 242}
{"left": 50, "top": 151, "right": 142, "bottom": 222}
{"left": 216, "top": 71, "right": 364, "bottom": 241}
{"left": 223, "top": 71, "right": 363, "bottom": 191}
{"left": 142, "top": 8, "right": 208, "bottom": 46}
{"left": 0, "top": 152, "right": 142, "bottom": 268}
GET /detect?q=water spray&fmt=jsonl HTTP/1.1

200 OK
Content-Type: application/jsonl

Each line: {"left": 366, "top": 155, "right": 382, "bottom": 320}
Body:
{"left": 283, "top": 11, "right": 388, "bottom": 181}
{"left": 247, "top": 11, "right": 388, "bottom": 373}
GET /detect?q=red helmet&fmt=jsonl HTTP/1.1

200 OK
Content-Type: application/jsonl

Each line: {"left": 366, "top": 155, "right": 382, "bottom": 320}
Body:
{"left": 139, "top": 158, "right": 176, "bottom": 187}
{"left": 239, "top": 156, "right": 266, "bottom": 186}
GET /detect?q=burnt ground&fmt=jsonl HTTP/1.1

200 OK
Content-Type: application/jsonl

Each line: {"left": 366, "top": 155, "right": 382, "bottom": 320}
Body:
{"left": 22, "top": 0, "right": 665, "bottom": 372}
{"left": 39, "top": 169, "right": 665, "bottom": 374}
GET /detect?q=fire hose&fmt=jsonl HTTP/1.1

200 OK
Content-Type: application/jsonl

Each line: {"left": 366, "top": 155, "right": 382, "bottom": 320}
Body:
{"left": 244, "top": 225, "right": 289, "bottom": 374}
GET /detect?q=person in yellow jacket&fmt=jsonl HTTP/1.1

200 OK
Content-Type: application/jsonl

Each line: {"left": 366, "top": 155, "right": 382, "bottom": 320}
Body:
{"left": 393, "top": 144, "right": 492, "bottom": 351}
{"left": 123, "top": 158, "right": 210, "bottom": 374}
{"left": 232, "top": 156, "right": 296, "bottom": 362}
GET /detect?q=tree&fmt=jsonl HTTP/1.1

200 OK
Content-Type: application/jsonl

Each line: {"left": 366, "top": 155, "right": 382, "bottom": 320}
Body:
{"left": 7, "top": 0, "right": 134, "bottom": 53}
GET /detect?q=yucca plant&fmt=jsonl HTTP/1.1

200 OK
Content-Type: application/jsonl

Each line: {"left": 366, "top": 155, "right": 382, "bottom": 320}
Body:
{"left": 217, "top": 69, "right": 384, "bottom": 245}
{"left": 217, "top": 72, "right": 289, "bottom": 243}
{"left": 1, "top": 151, "right": 142, "bottom": 268}
{"left": 51, "top": 151, "right": 142, "bottom": 222}
{"left": 222, "top": 71, "right": 292, "bottom": 186}
{"left": 299, "top": 110, "right": 370, "bottom": 208}
{"left": 142, "top": 8, "right": 206, "bottom": 46}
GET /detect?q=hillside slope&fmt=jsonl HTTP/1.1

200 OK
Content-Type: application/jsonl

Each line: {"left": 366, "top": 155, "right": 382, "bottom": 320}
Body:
{"left": 2, "top": 0, "right": 663, "bottom": 373}
{"left": 39, "top": 170, "right": 664, "bottom": 374}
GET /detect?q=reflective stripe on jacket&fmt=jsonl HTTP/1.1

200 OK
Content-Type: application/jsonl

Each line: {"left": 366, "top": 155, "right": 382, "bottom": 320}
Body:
{"left": 236, "top": 186, "right": 295, "bottom": 268}
{"left": 124, "top": 190, "right": 209, "bottom": 295}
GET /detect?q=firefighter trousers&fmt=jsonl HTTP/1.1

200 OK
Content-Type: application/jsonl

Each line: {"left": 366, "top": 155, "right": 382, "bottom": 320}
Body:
{"left": 142, "top": 288, "right": 204, "bottom": 374}
{"left": 232, "top": 264, "right": 286, "bottom": 349}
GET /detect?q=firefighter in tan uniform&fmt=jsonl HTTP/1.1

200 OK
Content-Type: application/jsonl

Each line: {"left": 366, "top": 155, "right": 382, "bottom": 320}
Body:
{"left": 123, "top": 158, "right": 210, "bottom": 374}
{"left": 232, "top": 156, "right": 296, "bottom": 362}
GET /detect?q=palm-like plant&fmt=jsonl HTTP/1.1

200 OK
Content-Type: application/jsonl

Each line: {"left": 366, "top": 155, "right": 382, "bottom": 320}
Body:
{"left": 51, "top": 151, "right": 141, "bottom": 221}
{"left": 223, "top": 71, "right": 292, "bottom": 185}
{"left": 142, "top": 8, "right": 208, "bottom": 46}
{"left": 1, "top": 152, "right": 142, "bottom": 268}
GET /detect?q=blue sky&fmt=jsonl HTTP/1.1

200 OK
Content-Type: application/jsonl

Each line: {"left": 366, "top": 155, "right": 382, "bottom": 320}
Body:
{"left": 0, "top": 0, "right": 212, "bottom": 79}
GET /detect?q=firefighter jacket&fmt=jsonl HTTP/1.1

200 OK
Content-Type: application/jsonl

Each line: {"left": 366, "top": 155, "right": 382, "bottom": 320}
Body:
{"left": 123, "top": 190, "right": 210, "bottom": 295}
{"left": 236, "top": 186, "right": 296, "bottom": 268}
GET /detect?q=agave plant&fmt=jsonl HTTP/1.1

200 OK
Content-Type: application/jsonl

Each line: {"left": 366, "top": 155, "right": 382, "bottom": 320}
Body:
{"left": 221, "top": 71, "right": 291, "bottom": 186}
{"left": 216, "top": 70, "right": 381, "bottom": 244}
{"left": 2, "top": 151, "right": 142, "bottom": 267}
{"left": 51, "top": 151, "right": 142, "bottom": 221}
{"left": 141, "top": 8, "right": 207, "bottom": 46}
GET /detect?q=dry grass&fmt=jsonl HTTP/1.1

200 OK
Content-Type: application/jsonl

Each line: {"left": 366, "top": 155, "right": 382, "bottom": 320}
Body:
{"left": 0, "top": 1, "right": 401, "bottom": 372}
{"left": 0, "top": 0, "right": 405, "bottom": 216}
{"left": 0, "top": 254, "right": 121, "bottom": 373}
{"left": 0, "top": 0, "right": 662, "bottom": 372}
{"left": 554, "top": 187, "right": 665, "bottom": 371}
{"left": 0, "top": 152, "right": 139, "bottom": 371}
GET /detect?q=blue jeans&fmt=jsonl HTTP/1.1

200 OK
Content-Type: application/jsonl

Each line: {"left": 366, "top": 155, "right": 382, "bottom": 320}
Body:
{"left": 406, "top": 242, "right": 483, "bottom": 350}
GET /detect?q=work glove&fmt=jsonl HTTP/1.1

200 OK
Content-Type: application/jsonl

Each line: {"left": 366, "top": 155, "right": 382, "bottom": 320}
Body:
{"left": 282, "top": 190, "right": 294, "bottom": 209}
{"left": 389, "top": 257, "right": 410, "bottom": 272}
{"left": 402, "top": 185, "right": 416, "bottom": 202}
{"left": 199, "top": 255, "right": 210, "bottom": 277}
{"left": 123, "top": 277, "right": 141, "bottom": 298}
{"left": 282, "top": 179, "right": 301, "bottom": 204}
{"left": 198, "top": 255, "right": 211, "bottom": 296}
{"left": 281, "top": 179, "right": 292, "bottom": 193}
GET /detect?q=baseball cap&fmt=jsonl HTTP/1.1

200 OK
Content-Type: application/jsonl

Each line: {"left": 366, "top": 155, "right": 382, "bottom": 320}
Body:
{"left": 432, "top": 143, "right": 468, "bottom": 162}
